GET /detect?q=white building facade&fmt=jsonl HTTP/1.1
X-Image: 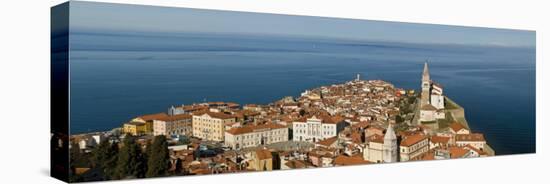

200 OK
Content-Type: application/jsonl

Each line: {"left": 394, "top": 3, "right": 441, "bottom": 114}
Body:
{"left": 399, "top": 134, "right": 429, "bottom": 161}
{"left": 455, "top": 133, "right": 486, "bottom": 150}
{"left": 363, "top": 124, "right": 398, "bottom": 163}
{"left": 224, "top": 124, "right": 288, "bottom": 150}
{"left": 292, "top": 115, "right": 347, "bottom": 142}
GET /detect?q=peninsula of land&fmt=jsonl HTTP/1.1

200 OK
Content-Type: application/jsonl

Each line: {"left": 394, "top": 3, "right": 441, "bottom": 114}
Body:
{"left": 68, "top": 63, "right": 492, "bottom": 181}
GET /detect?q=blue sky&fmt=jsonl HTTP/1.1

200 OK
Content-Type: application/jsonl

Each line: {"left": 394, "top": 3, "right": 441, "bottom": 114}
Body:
{"left": 68, "top": 1, "right": 535, "bottom": 47}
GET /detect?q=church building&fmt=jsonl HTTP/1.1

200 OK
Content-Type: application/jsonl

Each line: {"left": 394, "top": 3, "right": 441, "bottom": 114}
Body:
{"left": 419, "top": 62, "right": 446, "bottom": 122}
{"left": 363, "top": 124, "right": 398, "bottom": 163}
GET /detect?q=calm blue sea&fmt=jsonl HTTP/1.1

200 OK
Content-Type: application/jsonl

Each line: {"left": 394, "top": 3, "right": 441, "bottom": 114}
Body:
{"left": 68, "top": 31, "right": 535, "bottom": 155}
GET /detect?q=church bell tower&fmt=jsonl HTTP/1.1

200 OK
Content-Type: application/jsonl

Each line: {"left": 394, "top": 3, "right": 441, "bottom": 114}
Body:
{"left": 383, "top": 123, "right": 398, "bottom": 163}
{"left": 421, "top": 62, "right": 431, "bottom": 106}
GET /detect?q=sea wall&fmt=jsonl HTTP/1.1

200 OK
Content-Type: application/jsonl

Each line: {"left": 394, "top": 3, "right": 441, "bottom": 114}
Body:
{"left": 445, "top": 97, "right": 495, "bottom": 155}
{"left": 444, "top": 97, "right": 469, "bottom": 129}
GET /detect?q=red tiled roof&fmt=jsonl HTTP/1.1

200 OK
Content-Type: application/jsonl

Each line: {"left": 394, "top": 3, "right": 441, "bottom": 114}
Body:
{"left": 284, "top": 160, "right": 306, "bottom": 169}
{"left": 194, "top": 111, "right": 236, "bottom": 119}
{"left": 400, "top": 134, "right": 427, "bottom": 147}
{"left": 449, "top": 146, "right": 469, "bottom": 159}
{"left": 422, "top": 152, "right": 435, "bottom": 160}
{"left": 449, "top": 122, "right": 467, "bottom": 132}
{"left": 138, "top": 113, "right": 169, "bottom": 121}
{"left": 367, "top": 134, "right": 384, "bottom": 144}
{"left": 294, "top": 117, "right": 307, "bottom": 123}
{"left": 226, "top": 123, "right": 287, "bottom": 135}
{"left": 137, "top": 113, "right": 192, "bottom": 122}
{"left": 350, "top": 132, "right": 362, "bottom": 144}
{"left": 464, "top": 144, "right": 487, "bottom": 155}
{"left": 316, "top": 137, "right": 338, "bottom": 147}
{"left": 320, "top": 115, "right": 345, "bottom": 124}
{"left": 352, "top": 121, "right": 370, "bottom": 129}
{"left": 334, "top": 155, "right": 370, "bottom": 166}
{"left": 430, "top": 135, "right": 450, "bottom": 144}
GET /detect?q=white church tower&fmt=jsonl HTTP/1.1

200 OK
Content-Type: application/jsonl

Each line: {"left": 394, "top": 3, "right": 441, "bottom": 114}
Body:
{"left": 419, "top": 62, "right": 446, "bottom": 123}
{"left": 420, "top": 62, "right": 431, "bottom": 106}
{"left": 383, "top": 123, "right": 398, "bottom": 163}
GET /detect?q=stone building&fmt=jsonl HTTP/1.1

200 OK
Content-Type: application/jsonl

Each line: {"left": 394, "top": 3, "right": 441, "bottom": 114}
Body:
{"left": 292, "top": 115, "right": 348, "bottom": 142}
{"left": 363, "top": 124, "right": 398, "bottom": 163}
{"left": 192, "top": 111, "right": 236, "bottom": 142}
{"left": 224, "top": 123, "right": 288, "bottom": 150}
{"left": 419, "top": 62, "right": 446, "bottom": 122}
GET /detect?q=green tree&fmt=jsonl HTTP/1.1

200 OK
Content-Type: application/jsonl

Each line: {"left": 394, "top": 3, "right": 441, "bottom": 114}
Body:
{"left": 146, "top": 135, "right": 171, "bottom": 177}
{"left": 141, "top": 140, "right": 152, "bottom": 177}
{"left": 91, "top": 140, "right": 119, "bottom": 180}
{"left": 395, "top": 115, "right": 404, "bottom": 123}
{"left": 115, "top": 135, "right": 146, "bottom": 179}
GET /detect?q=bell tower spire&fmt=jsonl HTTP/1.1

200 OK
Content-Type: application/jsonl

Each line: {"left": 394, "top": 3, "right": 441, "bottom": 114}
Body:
{"left": 422, "top": 61, "right": 430, "bottom": 83}
{"left": 421, "top": 61, "right": 431, "bottom": 106}
{"left": 383, "top": 123, "right": 398, "bottom": 163}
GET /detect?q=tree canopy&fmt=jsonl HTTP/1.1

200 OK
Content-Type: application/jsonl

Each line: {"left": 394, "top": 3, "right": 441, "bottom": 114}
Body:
{"left": 91, "top": 140, "right": 119, "bottom": 180}
{"left": 115, "top": 135, "right": 146, "bottom": 179}
{"left": 146, "top": 135, "right": 171, "bottom": 177}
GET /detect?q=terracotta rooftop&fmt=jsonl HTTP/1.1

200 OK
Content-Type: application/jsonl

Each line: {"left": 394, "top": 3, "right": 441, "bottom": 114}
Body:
{"left": 350, "top": 132, "right": 363, "bottom": 144}
{"left": 464, "top": 144, "right": 487, "bottom": 155}
{"left": 307, "top": 114, "right": 346, "bottom": 124}
{"left": 284, "top": 160, "right": 306, "bottom": 169}
{"left": 422, "top": 152, "right": 435, "bottom": 160}
{"left": 333, "top": 155, "right": 370, "bottom": 166}
{"left": 430, "top": 135, "right": 451, "bottom": 144}
{"left": 226, "top": 123, "right": 287, "bottom": 135}
{"left": 449, "top": 122, "right": 468, "bottom": 132}
{"left": 449, "top": 146, "right": 469, "bottom": 159}
{"left": 352, "top": 121, "right": 370, "bottom": 129}
{"left": 294, "top": 117, "right": 308, "bottom": 123}
{"left": 316, "top": 136, "right": 338, "bottom": 147}
{"left": 367, "top": 134, "right": 384, "bottom": 144}
{"left": 136, "top": 113, "right": 192, "bottom": 122}
{"left": 400, "top": 134, "right": 427, "bottom": 147}
{"left": 194, "top": 111, "right": 236, "bottom": 120}
{"left": 138, "top": 113, "right": 169, "bottom": 121}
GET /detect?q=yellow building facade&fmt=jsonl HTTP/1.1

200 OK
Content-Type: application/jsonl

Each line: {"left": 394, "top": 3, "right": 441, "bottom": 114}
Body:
{"left": 192, "top": 111, "right": 236, "bottom": 142}
{"left": 122, "top": 122, "right": 151, "bottom": 136}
